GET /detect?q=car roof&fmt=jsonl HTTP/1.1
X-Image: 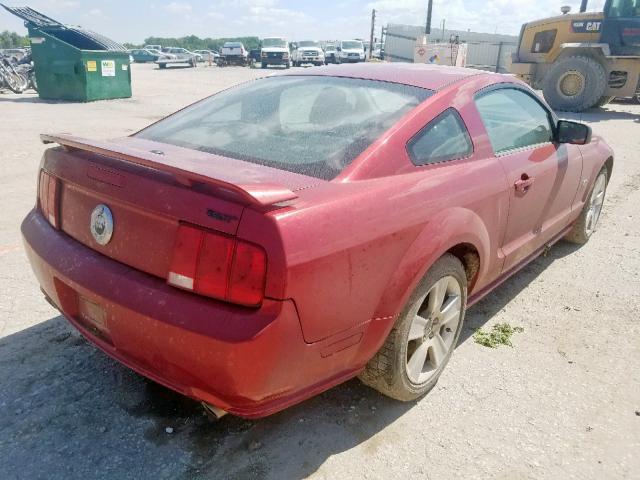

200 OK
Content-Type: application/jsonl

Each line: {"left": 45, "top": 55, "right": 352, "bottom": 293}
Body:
{"left": 276, "top": 63, "right": 488, "bottom": 91}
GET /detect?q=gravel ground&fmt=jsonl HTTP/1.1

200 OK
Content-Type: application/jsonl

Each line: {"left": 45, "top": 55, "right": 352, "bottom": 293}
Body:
{"left": 0, "top": 63, "right": 639, "bottom": 480}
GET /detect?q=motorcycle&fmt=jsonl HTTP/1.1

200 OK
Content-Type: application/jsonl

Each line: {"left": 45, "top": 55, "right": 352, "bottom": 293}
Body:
{"left": 0, "top": 54, "right": 30, "bottom": 94}
{"left": 15, "top": 53, "right": 37, "bottom": 92}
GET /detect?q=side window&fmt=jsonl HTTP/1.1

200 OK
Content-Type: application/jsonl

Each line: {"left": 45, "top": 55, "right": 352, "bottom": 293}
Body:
{"left": 407, "top": 109, "right": 473, "bottom": 166}
{"left": 531, "top": 29, "right": 557, "bottom": 53}
{"left": 475, "top": 88, "right": 554, "bottom": 154}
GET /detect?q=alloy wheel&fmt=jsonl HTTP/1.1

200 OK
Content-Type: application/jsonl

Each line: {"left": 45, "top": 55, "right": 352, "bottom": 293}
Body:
{"left": 585, "top": 173, "right": 606, "bottom": 235}
{"left": 406, "top": 276, "right": 462, "bottom": 384}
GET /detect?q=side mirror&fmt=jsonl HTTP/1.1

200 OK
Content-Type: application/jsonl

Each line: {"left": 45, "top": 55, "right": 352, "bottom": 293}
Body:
{"left": 557, "top": 120, "right": 592, "bottom": 145}
{"left": 337, "top": 46, "right": 342, "bottom": 52}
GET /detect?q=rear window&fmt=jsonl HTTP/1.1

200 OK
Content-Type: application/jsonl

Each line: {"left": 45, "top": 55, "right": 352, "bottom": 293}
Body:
{"left": 137, "top": 76, "right": 432, "bottom": 180}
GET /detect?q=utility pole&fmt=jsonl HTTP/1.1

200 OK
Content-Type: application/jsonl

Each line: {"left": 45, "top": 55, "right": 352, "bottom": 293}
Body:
{"left": 441, "top": 18, "right": 446, "bottom": 41}
{"left": 425, "top": 0, "right": 433, "bottom": 35}
{"left": 369, "top": 9, "right": 376, "bottom": 60}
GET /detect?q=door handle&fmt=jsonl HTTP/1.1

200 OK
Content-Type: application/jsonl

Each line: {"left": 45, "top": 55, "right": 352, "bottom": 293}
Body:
{"left": 514, "top": 174, "right": 535, "bottom": 193}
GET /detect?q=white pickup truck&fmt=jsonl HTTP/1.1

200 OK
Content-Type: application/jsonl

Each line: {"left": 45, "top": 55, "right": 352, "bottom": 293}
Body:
{"left": 220, "top": 42, "right": 248, "bottom": 66}
{"left": 291, "top": 41, "right": 325, "bottom": 67}
{"left": 260, "top": 37, "right": 290, "bottom": 69}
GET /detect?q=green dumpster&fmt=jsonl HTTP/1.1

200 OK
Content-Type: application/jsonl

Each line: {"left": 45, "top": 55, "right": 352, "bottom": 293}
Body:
{"left": 2, "top": 5, "right": 132, "bottom": 102}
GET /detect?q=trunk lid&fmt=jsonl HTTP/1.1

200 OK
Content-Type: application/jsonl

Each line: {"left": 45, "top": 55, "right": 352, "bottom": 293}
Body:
{"left": 42, "top": 134, "right": 316, "bottom": 281}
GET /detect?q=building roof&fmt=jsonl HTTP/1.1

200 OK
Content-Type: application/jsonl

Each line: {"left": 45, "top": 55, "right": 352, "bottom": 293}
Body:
{"left": 278, "top": 62, "right": 487, "bottom": 91}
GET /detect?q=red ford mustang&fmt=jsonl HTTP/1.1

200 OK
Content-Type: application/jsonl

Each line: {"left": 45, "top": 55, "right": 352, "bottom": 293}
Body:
{"left": 22, "top": 64, "right": 613, "bottom": 418}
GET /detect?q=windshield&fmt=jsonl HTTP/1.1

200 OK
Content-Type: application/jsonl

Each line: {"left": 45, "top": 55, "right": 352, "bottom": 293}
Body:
{"left": 342, "top": 41, "right": 363, "bottom": 50}
{"left": 263, "top": 38, "right": 287, "bottom": 48}
{"left": 299, "top": 41, "right": 318, "bottom": 47}
{"left": 138, "top": 76, "right": 432, "bottom": 180}
{"left": 607, "top": 0, "right": 640, "bottom": 17}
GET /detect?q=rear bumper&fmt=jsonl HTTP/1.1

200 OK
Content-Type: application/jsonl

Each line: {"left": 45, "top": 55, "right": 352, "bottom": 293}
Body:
{"left": 21, "top": 209, "right": 355, "bottom": 418}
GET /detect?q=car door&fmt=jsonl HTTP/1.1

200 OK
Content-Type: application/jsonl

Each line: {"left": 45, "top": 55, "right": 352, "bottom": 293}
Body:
{"left": 475, "top": 86, "right": 583, "bottom": 273}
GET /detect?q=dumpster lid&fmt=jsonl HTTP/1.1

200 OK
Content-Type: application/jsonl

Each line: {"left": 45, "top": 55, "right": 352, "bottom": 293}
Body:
{"left": 0, "top": 4, "right": 61, "bottom": 27}
{"left": 1, "top": 4, "right": 127, "bottom": 51}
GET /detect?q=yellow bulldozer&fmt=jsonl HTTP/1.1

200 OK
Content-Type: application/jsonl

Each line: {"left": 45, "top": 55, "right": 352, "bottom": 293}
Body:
{"left": 510, "top": 0, "right": 640, "bottom": 111}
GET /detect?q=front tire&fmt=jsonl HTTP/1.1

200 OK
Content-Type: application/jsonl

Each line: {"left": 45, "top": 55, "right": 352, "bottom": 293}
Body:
{"left": 565, "top": 167, "right": 608, "bottom": 244}
{"left": 542, "top": 55, "right": 607, "bottom": 112}
{"left": 359, "top": 254, "right": 467, "bottom": 401}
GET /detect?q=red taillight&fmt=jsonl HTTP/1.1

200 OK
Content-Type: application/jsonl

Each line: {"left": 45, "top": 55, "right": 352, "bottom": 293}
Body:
{"left": 38, "top": 170, "right": 59, "bottom": 229}
{"left": 168, "top": 224, "right": 267, "bottom": 307}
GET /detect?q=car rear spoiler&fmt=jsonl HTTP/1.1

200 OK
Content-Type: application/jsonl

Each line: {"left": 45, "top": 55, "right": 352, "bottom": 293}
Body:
{"left": 40, "top": 133, "right": 298, "bottom": 207}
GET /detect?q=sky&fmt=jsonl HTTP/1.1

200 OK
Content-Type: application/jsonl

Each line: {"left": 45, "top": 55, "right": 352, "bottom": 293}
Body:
{"left": 0, "top": 0, "right": 607, "bottom": 44}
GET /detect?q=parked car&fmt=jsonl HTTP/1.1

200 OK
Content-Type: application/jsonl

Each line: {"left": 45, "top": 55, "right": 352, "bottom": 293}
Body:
{"left": 324, "top": 44, "right": 338, "bottom": 64}
{"left": 292, "top": 40, "right": 325, "bottom": 66}
{"left": 220, "top": 41, "right": 248, "bottom": 66}
{"left": 193, "top": 50, "right": 220, "bottom": 63}
{"left": 0, "top": 48, "right": 28, "bottom": 62}
{"left": 156, "top": 47, "right": 198, "bottom": 68}
{"left": 260, "top": 37, "right": 290, "bottom": 69}
{"left": 130, "top": 48, "right": 160, "bottom": 63}
{"left": 336, "top": 40, "right": 365, "bottom": 63}
{"left": 23, "top": 64, "right": 613, "bottom": 419}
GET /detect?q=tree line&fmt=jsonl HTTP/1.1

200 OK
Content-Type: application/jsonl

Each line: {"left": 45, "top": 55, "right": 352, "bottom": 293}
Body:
{"left": 0, "top": 30, "right": 29, "bottom": 49}
{"left": 1, "top": 30, "right": 262, "bottom": 52}
{"left": 127, "top": 35, "right": 261, "bottom": 51}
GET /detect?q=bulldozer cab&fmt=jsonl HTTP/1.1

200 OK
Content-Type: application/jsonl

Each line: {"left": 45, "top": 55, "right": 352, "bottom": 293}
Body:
{"left": 601, "top": 0, "right": 640, "bottom": 55}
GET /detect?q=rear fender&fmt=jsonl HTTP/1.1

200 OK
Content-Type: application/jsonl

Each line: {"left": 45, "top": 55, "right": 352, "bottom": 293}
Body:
{"left": 370, "top": 206, "right": 490, "bottom": 335}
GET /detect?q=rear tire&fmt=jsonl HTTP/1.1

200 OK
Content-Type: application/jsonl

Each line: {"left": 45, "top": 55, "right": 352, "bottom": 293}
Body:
{"left": 359, "top": 254, "right": 467, "bottom": 401}
{"left": 159, "top": 63, "right": 166, "bottom": 69}
{"left": 565, "top": 167, "right": 608, "bottom": 244}
{"left": 542, "top": 56, "right": 607, "bottom": 112}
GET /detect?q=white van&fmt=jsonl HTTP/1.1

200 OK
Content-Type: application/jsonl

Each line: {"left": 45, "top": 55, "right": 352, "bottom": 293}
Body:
{"left": 261, "top": 37, "right": 290, "bottom": 69}
{"left": 337, "top": 40, "right": 365, "bottom": 63}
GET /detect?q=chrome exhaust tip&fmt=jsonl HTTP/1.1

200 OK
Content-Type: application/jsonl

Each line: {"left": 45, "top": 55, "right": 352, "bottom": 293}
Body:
{"left": 202, "top": 402, "right": 228, "bottom": 419}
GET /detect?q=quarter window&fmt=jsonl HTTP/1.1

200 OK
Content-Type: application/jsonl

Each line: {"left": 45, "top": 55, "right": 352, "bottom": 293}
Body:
{"left": 407, "top": 109, "right": 473, "bottom": 166}
{"left": 475, "top": 88, "right": 554, "bottom": 154}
